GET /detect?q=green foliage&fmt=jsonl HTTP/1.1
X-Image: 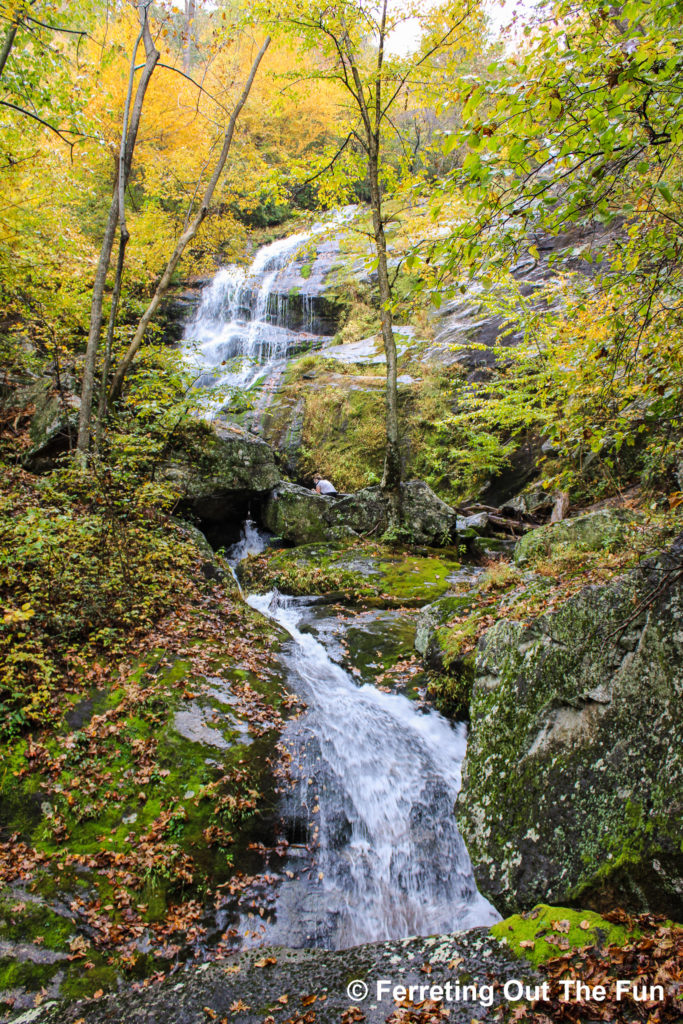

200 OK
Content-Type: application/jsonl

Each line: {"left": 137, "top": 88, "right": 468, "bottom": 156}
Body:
{"left": 0, "top": 463, "right": 197, "bottom": 737}
{"left": 419, "top": 0, "right": 683, "bottom": 498}
{"left": 426, "top": 665, "right": 473, "bottom": 721}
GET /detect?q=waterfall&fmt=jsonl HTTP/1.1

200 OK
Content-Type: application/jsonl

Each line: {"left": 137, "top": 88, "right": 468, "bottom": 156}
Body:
{"left": 183, "top": 206, "right": 357, "bottom": 404}
{"left": 183, "top": 231, "right": 313, "bottom": 395}
{"left": 222, "top": 523, "right": 499, "bottom": 951}
{"left": 247, "top": 588, "right": 499, "bottom": 949}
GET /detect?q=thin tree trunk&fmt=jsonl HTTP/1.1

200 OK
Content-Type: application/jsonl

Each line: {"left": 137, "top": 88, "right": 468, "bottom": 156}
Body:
{"left": 94, "top": 5, "right": 141, "bottom": 439}
{"left": 94, "top": 234, "right": 127, "bottom": 444}
{"left": 0, "top": 20, "right": 19, "bottom": 77}
{"left": 343, "top": 0, "right": 402, "bottom": 502}
{"left": 183, "top": 0, "right": 196, "bottom": 73}
{"left": 76, "top": 6, "right": 159, "bottom": 459}
{"left": 108, "top": 37, "right": 271, "bottom": 401}
{"left": 368, "top": 151, "right": 401, "bottom": 495}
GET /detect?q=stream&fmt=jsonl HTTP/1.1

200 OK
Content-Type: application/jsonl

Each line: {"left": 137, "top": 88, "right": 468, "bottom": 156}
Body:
{"left": 186, "top": 230, "right": 499, "bottom": 951}
{"left": 224, "top": 523, "right": 498, "bottom": 950}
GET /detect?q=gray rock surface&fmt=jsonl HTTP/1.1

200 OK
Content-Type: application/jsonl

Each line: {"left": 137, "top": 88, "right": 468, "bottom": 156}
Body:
{"left": 26, "top": 929, "right": 538, "bottom": 1024}
{"left": 513, "top": 508, "right": 638, "bottom": 565}
{"left": 160, "top": 420, "right": 281, "bottom": 521}
{"left": 262, "top": 479, "right": 459, "bottom": 547}
{"left": 2, "top": 377, "right": 79, "bottom": 471}
{"left": 456, "top": 534, "right": 683, "bottom": 918}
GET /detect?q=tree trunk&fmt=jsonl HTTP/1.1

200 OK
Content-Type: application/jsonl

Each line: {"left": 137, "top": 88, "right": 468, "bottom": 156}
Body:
{"left": 76, "top": 6, "right": 159, "bottom": 459}
{"left": 367, "top": 150, "right": 402, "bottom": 500}
{"left": 94, "top": 234, "right": 127, "bottom": 444}
{"left": 183, "top": 0, "right": 196, "bottom": 73}
{"left": 0, "top": 20, "right": 19, "bottom": 78}
{"left": 107, "top": 37, "right": 271, "bottom": 402}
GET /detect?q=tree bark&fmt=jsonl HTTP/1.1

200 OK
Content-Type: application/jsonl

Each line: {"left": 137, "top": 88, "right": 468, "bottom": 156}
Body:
{"left": 76, "top": 5, "right": 159, "bottom": 459}
{"left": 94, "top": 234, "right": 127, "bottom": 443}
{"left": 367, "top": 150, "right": 401, "bottom": 494}
{"left": 183, "top": 0, "right": 196, "bottom": 73}
{"left": 342, "top": 0, "right": 402, "bottom": 504}
{"left": 0, "top": 20, "right": 19, "bottom": 78}
{"left": 107, "top": 37, "right": 271, "bottom": 401}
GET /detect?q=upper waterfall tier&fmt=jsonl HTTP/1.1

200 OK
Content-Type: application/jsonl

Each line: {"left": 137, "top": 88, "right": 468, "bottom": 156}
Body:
{"left": 182, "top": 208, "right": 356, "bottom": 394}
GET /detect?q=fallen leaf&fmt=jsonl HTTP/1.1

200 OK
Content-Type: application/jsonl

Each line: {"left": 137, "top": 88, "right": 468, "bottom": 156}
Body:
{"left": 551, "top": 919, "right": 571, "bottom": 933}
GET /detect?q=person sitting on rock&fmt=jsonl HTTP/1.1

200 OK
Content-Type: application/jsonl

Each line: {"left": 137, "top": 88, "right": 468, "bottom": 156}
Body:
{"left": 313, "top": 473, "right": 336, "bottom": 495}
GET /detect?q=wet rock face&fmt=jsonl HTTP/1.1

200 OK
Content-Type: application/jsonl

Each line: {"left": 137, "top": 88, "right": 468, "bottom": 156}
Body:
{"left": 259, "top": 231, "right": 349, "bottom": 335}
{"left": 430, "top": 222, "right": 617, "bottom": 378}
{"left": 34, "top": 929, "right": 539, "bottom": 1024}
{"left": 456, "top": 534, "right": 683, "bottom": 918}
{"left": 159, "top": 420, "right": 281, "bottom": 522}
{"left": 262, "top": 479, "right": 458, "bottom": 547}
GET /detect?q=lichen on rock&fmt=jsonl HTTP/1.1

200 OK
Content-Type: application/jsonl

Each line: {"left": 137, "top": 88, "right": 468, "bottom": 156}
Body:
{"left": 456, "top": 533, "right": 683, "bottom": 918}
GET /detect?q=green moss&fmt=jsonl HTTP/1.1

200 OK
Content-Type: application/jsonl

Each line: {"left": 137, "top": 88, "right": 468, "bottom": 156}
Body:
{"left": 241, "top": 542, "right": 459, "bottom": 605}
{"left": 491, "top": 904, "right": 637, "bottom": 966}
{"left": 0, "top": 956, "right": 60, "bottom": 990}
{"left": 426, "top": 661, "right": 474, "bottom": 720}
{"left": 60, "top": 963, "right": 119, "bottom": 999}
{"left": 0, "top": 901, "right": 75, "bottom": 951}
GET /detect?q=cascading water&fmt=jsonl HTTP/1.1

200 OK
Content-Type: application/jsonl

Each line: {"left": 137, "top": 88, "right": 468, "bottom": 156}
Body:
{"left": 183, "top": 231, "right": 314, "bottom": 396}
{"left": 183, "top": 206, "right": 356, "bottom": 405}
{"left": 224, "top": 523, "right": 499, "bottom": 950}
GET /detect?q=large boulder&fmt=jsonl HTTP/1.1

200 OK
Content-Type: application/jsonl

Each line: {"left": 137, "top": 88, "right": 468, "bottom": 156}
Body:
{"left": 261, "top": 481, "right": 333, "bottom": 543}
{"left": 513, "top": 508, "right": 637, "bottom": 566}
{"left": 160, "top": 420, "right": 280, "bottom": 521}
{"left": 262, "top": 479, "right": 458, "bottom": 547}
{"left": 1, "top": 376, "right": 79, "bottom": 471}
{"left": 456, "top": 535, "right": 683, "bottom": 918}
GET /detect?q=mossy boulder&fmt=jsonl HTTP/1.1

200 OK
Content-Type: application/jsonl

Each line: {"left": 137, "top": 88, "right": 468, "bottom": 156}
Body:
{"left": 261, "top": 481, "right": 341, "bottom": 543}
{"left": 456, "top": 534, "right": 683, "bottom": 918}
{"left": 513, "top": 508, "right": 638, "bottom": 566}
{"left": 262, "top": 479, "right": 458, "bottom": 547}
{"left": 160, "top": 420, "right": 280, "bottom": 521}
{"left": 240, "top": 540, "right": 458, "bottom": 606}
{"left": 490, "top": 903, "right": 638, "bottom": 966}
{"left": 415, "top": 595, "right": 470, "bottom": 669}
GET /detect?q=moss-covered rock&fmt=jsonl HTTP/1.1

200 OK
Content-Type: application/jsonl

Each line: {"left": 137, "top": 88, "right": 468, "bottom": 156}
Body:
{"left": 490, "top": 903, "right": 637, "bottom": 966}
{"left": 415, "top": 595, "right": 471, "bottom": 669}
{"left": 262, "top": 479, "right": 458, "bottom": 547}
{"left": 239, "top": 540, "right": 459, "bottom": 606}
{"left": 261, "top": 481, "right": 340, "bottom": 543}
{"left": 160, "top": 419, "right": 280, "bottom": 521}
{"left": 513, "top": 508, "right": 639, "bottom": 566}
{"left": 456, "top": 534, "right": 683, "bottom": 918}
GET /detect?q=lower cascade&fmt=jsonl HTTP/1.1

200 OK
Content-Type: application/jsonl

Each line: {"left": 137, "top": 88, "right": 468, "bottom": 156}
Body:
{"left": 228, "top": 523, "right": 498, "bottom": 950}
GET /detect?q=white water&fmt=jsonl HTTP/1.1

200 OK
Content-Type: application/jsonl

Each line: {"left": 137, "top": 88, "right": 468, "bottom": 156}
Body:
{"left": 224, "top": 522, "right": 498, "bottom": 949}
{"left": 183, "top": 206, "right": 357, "bottom": 404}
